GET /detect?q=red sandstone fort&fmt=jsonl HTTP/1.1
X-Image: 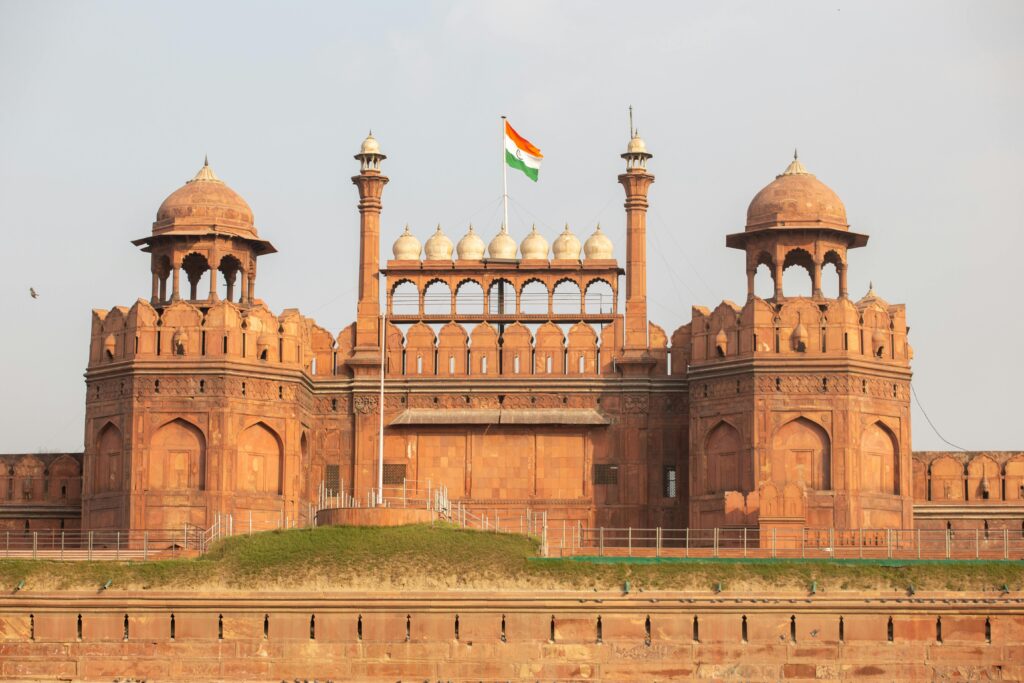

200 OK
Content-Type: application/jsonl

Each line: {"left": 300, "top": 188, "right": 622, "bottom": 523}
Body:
{"left": 2, "top": 129, "right": 1021, "bottom": 542}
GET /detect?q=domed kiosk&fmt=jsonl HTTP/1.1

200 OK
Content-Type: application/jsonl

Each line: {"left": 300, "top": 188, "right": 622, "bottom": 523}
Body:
{"left": 727, "top": 152, "right": 867, "bottom": 300}
{"left": 133, "top": 159, "right": 276, "bottom": 306}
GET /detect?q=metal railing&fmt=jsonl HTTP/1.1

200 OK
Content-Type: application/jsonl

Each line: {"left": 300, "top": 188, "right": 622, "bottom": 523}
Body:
{"left": 0, "top": 528, "right": 202, "bottom": 560}
{"left": 552, "top": 526, "right": 1024, "bottom": 560}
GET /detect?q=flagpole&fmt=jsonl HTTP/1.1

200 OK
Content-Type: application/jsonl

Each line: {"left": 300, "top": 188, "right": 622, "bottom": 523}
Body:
{"left": 501, "top": 115, "right": 509, "bottom": 231}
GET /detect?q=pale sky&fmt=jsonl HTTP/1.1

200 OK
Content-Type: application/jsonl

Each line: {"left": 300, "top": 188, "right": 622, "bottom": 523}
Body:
{"left": 0, "top": 1, "right": 1021, "bottom": 452}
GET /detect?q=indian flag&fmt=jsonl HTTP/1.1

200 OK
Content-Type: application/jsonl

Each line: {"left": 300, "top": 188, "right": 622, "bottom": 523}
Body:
{"left": 504, "top": 121, "right": 543, "bottom": 181}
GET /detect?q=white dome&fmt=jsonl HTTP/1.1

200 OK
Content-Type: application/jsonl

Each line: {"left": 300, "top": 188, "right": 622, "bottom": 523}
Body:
{"left": 552, "top": 223, "right": 582, "bottom": 260}
{"left": 519, "top": 225, "right": 549, "bottom": 260}
{"left": 359, "top": 132, "right": 382, "bottom": 156}
{"left": 424, "top": 225, "right": 454, "bottom": 260}
{"left": 583, "top": 224, "right": 613, "bottom": 260}
{"left": 392, "top": 224, "right": 421, "bottom": 260}
{"left": 456, "top": 225, "right": 486, "bottom": 260}
{"left": 487, "top": 225, "right": 517, "bottom": 259}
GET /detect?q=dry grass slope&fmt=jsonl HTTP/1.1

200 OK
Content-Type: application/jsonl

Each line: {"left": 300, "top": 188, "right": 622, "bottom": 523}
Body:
{"left": 0, "top": 524, "right": 1021, "bottom": 593}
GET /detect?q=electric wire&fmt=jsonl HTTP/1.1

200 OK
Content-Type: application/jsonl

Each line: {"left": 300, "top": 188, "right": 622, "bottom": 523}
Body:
{"left": 911, "top": 383, "right": 968, "bottom": 451}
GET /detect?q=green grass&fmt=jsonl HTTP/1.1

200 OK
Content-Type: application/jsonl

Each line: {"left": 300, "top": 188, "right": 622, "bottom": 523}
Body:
{"left": 0, "top": 524, "right": 1020, "bottom": 593}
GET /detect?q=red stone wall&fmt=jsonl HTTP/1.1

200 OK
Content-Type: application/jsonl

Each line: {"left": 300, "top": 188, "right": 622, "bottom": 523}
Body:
{"left": 0, "top": 591, "right": 1018, "bottom": 681}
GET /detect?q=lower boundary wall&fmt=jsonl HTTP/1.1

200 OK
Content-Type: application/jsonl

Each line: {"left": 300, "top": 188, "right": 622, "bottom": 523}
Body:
{"left": 0, "top": 591, "right": 1022, "bottom": 681}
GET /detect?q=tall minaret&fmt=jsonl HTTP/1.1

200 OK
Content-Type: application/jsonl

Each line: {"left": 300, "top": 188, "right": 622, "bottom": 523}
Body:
{"left": 349, "top": 132, "right": 389, "bottom": 371}
{"left": 617, "top": 109, "right": 655, "bottom": 367}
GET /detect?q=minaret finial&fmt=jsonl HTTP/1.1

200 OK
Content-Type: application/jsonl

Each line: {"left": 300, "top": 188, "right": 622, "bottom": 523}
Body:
{"left": 204, "top": 154, "right": 209, "bottom": 166}
{"left": 794, "top": 148, "right": 798, "bottom": 160}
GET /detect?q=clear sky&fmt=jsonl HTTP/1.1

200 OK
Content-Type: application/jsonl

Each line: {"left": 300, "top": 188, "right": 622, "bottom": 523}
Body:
{"left": 0, "top": 1, "right": 1021, "bottom": 452}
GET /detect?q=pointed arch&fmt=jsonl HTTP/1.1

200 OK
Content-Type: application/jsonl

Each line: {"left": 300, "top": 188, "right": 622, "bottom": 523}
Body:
{"left": 149, "top": 418, "right": 206, "bottom": 491}
{"left": 94, "top": 422, "right": 123, "bottom": 494}
{"left": 861, "top": 421, "right": 899, "bottom": 494}
{"left": 704, "top": 420, "right": 747, "bottom": 494}
{"left": 237, "top": 422, "right": 283, "bottom": 494}
{"left": 770, "top": 417, "right": 831, "bottom": 490}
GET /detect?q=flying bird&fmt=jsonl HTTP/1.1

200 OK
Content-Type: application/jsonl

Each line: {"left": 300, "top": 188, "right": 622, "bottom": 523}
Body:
{"left": 29, "top": 288, "right": 38, "bottom": 299}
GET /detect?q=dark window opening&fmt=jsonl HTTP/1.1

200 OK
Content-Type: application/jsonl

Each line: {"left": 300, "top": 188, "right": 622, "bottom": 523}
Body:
{"left": 454, "top": 614, "right": 459, "bottom": 641}
{"left": 596, "top": 616, "right": 603, "bottom": 644}
{"left": 501, "top": 614, "right": 507, "bottom": 642}
{"left": 838, "top": 616, "right": 844, "bottom": 642}
{"left": 325, "top": 465, "right": 340, "bottom": 496}
{"left": 77, "top": 614, "right": 82, "bottom": 641}
{"left": 645, "top": 615, "right": 651, "bottom": 646}
{"left": 29, "top": 614, "right": 34, "bottom": 641}
{"left": 383, "top": 464, "right": 407, "bottom": 486}
{"left": 663, "top": 465, "right": 677, "bottom": 498}
{"left": 936, "top": 617, "right": 943, "bottom": 643}
{"left": 263, "top": 614, "right": 269, "bottom": 639}
{"left": 985, "top": 617, "right": 991, "bottom": 644}
{"left": 741, "top": 615, "right": 748, "bottom": 643}
{"left": 790, "top": 615, "right": 796, "bottom": 643}
{"left": 693, "top": 616, "right": 700, "bottom": 643}
{"left": 170, "top": 613, "right": 175, "bottom": 640}
{"left": 550, "top": 615, "right": 556, "bottom": 643}
{"left": 887, "top": 616, "right": 894, "bottom": 642}
{"left": 357, "top": 615, "right": 362, "bottom": 640}
{"left": 123, "top": 614, "right": 129, "bottom": 641}
{"left": 218, "top": 614, "right": 223, "bottom": 640}
{"left": 310, "top": 614, "right": 316, "bottom": 640}
{"left": 593, "top": 464, "right": 619, "bottom": 485}
{"left": 405, "top": 614, "right": 411, "bottom": 642}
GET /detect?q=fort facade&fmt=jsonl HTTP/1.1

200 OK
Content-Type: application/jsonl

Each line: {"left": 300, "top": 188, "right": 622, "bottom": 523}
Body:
{"left": 2, "top": 128, "right": 1022, "bottom": 540}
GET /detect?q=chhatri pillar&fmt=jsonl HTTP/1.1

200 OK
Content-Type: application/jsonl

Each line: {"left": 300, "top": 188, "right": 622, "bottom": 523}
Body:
{"left": 348, "top": 133, "right": 389, "bottom": 376}
{"left": 616, "top": 118, "right": 656, "bottom": 376}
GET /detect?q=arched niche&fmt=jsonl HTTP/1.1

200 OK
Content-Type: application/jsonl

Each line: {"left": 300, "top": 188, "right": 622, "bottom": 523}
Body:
{"left": 149, "top": 419, "right": 206, "bottom": 491}
{"left": 94, "top": 422, "right": 123, "bottom": 494}
{"left": 967, "top": 455, "right": 1001, "bottom": 501}
{"left": 769, "top": 417, "right": 831, "bottom": 490}
{"left": 237, "top": 422, "right": 283, "bottom": 494}
{"left": 1005, "top": 456, "right": 1024, "bottom": 501}
{"left": 860, "top": 421, "right": 899, "bottom": 495}
{"left": 705, "top": 421, "right": 745, "bottom": 494}
{"left": 929, "top": 456, "right": 963, "bottom": 501}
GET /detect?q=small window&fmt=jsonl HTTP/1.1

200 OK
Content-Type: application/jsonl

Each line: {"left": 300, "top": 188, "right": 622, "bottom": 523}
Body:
{"left": 593, "top": 464, "right": 619, "bottom": 485}
{"left": 663, "top": 465, "right": 677, "bottom": 498}
{"left": 481, "top": 356, "right": 488, "bottom": 374}
{"left": 325, "top": 465, "right": 340, "bottom": 496}
{"left": 383, "top": 463, "right": 407, "bottom": 486}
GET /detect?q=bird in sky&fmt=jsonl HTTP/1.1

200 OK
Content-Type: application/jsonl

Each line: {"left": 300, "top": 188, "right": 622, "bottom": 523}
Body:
{"left": 29, "top": 288, "right": 38, "bottom": 299}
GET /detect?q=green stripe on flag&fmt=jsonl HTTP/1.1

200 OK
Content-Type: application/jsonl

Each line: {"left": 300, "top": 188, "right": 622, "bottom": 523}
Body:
{"left": 505, "top": 149, "right": 539, "bottom": 181}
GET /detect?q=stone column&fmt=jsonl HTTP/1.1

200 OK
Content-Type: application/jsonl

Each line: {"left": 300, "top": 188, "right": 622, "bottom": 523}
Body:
{"left": 812, "top": 259, "right": 823, "bottom": 298}
{"left": 618, "top": 167, "right": 655, "bottom": 353}
{"left": 839, "top": 264, "right": 849, "bottom": 298}
{"left": 151, "top": 271, "right": 160, "bottom": 304}
{"left": 349, "top": 159, "right": 389, "bottom": 368}
{"left": 172, "top": 265, "right": 181, "bottom": 301}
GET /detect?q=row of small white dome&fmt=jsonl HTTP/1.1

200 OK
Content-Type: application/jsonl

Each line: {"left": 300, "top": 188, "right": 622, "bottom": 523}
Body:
{"left": 392, "top": 224, "right": 614, "bottom": 261}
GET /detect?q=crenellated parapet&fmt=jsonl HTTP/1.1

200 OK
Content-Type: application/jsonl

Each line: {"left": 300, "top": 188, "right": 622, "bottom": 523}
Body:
{"left": 682, "top": 290, "right": 911, "bottom": 366}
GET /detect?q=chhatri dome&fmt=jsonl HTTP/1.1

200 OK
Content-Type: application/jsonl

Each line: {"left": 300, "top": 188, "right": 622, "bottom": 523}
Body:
{"left": 552, "top": 223, "right": 582, "bottom": 260}
{"left": 155, "top": 158, "right": 256, "bottom": 237}
{"left": 392, "top": 224, "right": 421, "bottom": 260}
{"left": 745, "top": 152, "right": 848, "bottom": 231}
{"left": 424, "top": 224, "right": 454, "bottom": 260}
{"left": 488, "top": 224, "right": 518, "bottom": 259}
{"left": 520, "top": 225, "right": 550, "bottom": 259}
{"left": 456, "top": 225, "right": 486, "bottom": 260}
{"left": 583, "top": 224, "right": 614, "bottom": 260}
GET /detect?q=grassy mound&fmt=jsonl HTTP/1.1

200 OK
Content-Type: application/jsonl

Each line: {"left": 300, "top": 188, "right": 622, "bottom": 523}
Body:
{"left": 0, "top": 524, "right": 1020, "bottom": 593}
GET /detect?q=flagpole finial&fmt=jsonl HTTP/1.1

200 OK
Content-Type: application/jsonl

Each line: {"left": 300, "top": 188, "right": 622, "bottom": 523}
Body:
{"left": 794, "top": 148, "right": 798, "bottom": 160}
{"left": 204, "top": 154, "right": 209, "bottom": 167}
{"left": 628, "top": 105, "right": 634, "bottom": 138}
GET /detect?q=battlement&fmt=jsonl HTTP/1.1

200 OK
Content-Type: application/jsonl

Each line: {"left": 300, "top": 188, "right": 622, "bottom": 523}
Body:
{"left": 683, "top": 293, "right": 910, "bottom": 367}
